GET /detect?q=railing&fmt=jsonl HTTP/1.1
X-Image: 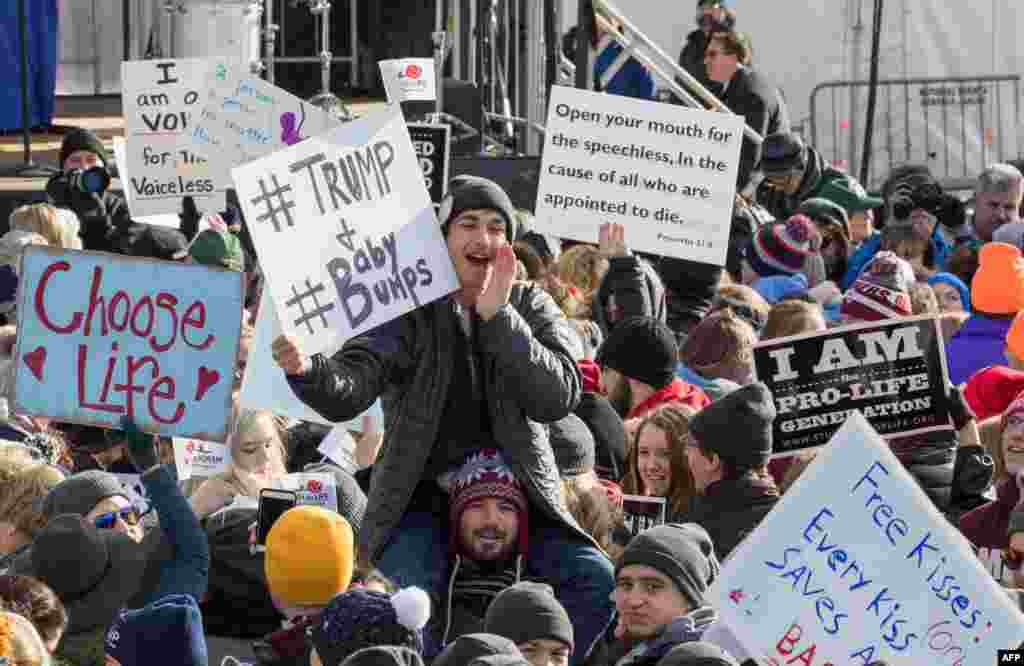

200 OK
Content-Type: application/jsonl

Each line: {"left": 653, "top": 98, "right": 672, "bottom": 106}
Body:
{"left": 810, "top": 75, "right": 1022, "bottom": 189}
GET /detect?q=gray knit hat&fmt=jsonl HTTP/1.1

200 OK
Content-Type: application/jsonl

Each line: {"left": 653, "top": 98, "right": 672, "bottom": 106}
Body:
{"left": 484, "top": 582, "right": 574, "bottom": 651}
{"left": 42, "top": 470, "right": 129, "bottom": 519}
{"left": 470, "top": 656, "right": 531, "bottom": 666}
{"left": 341, "top": 646, "right": 426, "bottom": 666}
{"left": 548, "top": 414, "right": 596, "bottom": 478}
{"left": 438, "top": 176, "right": 518, "bottom": 243}
{"left": 617, "top": 524, "right": 720, "bottom": 609}
{"left": 434, "top": 634, "right": 522, "bottom": 666}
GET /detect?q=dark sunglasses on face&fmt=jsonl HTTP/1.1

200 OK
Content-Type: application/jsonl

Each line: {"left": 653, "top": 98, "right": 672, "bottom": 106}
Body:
{"left": 94, "top": 507, "right": 141, "bottom": 529}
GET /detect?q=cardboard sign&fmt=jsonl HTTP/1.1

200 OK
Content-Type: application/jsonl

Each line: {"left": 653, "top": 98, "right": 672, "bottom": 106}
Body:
{"left": 535, "top": 86, "right": 742, "bottom": 265}
{"left": 408, "top": 123, "right": 450, "bottom": 204}
{"left": 237, "top": 287, "right": 384, "bottom": 430}
{"left": 231, "top": 105, "right": 459, "bottom": 355}
{"left": 622, "top": 494, "right": 667, "bottom": 537}
{"left": 708, "top": 412, "right": 1024, "bottom": 665}
{"left": 275, "top": 472, "right": 337, "bottom": 512}
{"left": 192, "top": 62, "right": 342, "bottom": 179}
{"left": 173, "top": 437, "right": 232, "bottom": 480}
{"left": 121, "top": 59, "right": 229, "bottom": 217}
{"left": 753, "top": 316, "right": 952, "bottom": 457}
{"left": 379, "top": 58, "right": 437, "bottom": 103}
{"left": 12, "top": 246, "right": 243, "bottom": 440}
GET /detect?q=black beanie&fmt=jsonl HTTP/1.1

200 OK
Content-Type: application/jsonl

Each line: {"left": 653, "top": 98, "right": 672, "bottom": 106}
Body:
{"left": 434, "top": 634, "right": 522, "bottom": 666}
{"left": 758, "top": 132, "right": 807, "bottom": 177}
{"left": 439, "top": 176, "right": 518, "bottom": 243}
{"left": 597, "top": 316, "right": 678, "bottom": 389}
{"left": 548, "top": 414, "right": 596, "bottom": 478}
{"left": 574, "top": 393, "right": 626, "bottom": 481}
{"left": 60, "top": 127, "right": 108, "bottom": 167}
{"left": 689, "top": 382, "right": 775, "bottom": 468}
{"left": 484, "top": 582, "right": 574, "bottom": 651}
{"left": 618, "top": 523, "right": 720, "bottom": 609}
{"left": 640, "top": 254, "right": 722, "bottom": 330}
{"left": 341, "top": 646, "right": 425, "bottom": 666}
{"left": 656, "top": 642, "right": 739, "bottom": 666}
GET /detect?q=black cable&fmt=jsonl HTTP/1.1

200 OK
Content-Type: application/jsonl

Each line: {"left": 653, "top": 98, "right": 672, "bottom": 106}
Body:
{"left": 860, "top": 0, "right": 885, "bottom": 186}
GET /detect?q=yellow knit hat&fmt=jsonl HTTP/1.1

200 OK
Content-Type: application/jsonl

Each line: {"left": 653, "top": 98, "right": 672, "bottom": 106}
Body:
{"left": 971, "top": 242, "right": 1024, "bottom": 315}
{"left": 265, "top": 506, "right": 354, "bottom": 607}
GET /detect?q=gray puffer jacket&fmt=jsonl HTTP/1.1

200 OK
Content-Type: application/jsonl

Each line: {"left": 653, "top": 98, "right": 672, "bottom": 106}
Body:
{"left": 287, "top": 282, "right": 589, "bottom": 563}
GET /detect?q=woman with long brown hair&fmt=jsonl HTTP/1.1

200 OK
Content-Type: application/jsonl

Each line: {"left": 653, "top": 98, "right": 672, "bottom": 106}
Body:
{"left": 621, "top": 403, "right": 697, "bottom": 521}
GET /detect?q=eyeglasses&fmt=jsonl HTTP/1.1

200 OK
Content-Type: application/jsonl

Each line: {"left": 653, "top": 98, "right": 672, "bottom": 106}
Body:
{"left": 93, "top": 507, "right": 141, "bottom": 529}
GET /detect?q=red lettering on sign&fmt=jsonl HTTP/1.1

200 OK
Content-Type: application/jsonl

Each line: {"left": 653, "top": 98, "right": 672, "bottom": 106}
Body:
{"left": 34, "top": 261, "right": 82, "bottom": 334}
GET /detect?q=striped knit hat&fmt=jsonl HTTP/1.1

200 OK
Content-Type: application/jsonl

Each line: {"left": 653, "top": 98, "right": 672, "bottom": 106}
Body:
{"left": 445, "top": 449, "right": 528, "bottom": 557}
{"left": 840, "top": 251, "right": 915, "bottom": 322}
{"left": 746, "top": 214, "right": 818, "bottom": 278}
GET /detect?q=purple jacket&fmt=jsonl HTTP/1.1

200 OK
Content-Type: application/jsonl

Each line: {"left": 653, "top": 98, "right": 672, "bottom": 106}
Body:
{"left": 946, "top": 315, "right": 1014, "bottom": 385}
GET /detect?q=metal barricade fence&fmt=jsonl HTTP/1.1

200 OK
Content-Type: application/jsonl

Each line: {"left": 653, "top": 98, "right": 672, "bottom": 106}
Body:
{"left": 810, "top": 75, "right": 1021, "bottom": 190}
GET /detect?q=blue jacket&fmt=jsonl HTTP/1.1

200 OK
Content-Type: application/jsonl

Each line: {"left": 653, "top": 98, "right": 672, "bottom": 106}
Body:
{"left": 841, "top": 225, "right": 950, "bottom": 291}
{"left": 946, "top": 315, "right": 1014, "bottom": 385}
{"left": 140, "top": 465, "right": 210, "bottom": 603}
{"left": 594, "top": 40, "right": 655, "bottom": 100}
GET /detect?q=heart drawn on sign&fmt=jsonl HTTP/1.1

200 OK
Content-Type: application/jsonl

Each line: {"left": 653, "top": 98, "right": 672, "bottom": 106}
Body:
{"left": 23, "top": 346, "right": 47, "bottom": 381}
{"left": 195, "top": 367, "right": 221, "bottom": 402}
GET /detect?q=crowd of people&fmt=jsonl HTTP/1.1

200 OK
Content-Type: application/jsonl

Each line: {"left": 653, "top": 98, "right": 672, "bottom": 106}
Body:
{"left": 2, "top": 0, "right": 1024, "bottom": 665}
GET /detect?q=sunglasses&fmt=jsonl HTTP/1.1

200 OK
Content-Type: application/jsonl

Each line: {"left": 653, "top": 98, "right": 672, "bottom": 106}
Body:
{"left": 94, "top": 507, "right": 141, "bottom": 529}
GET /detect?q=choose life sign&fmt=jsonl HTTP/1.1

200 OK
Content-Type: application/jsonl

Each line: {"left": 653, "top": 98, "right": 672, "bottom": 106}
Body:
{"left": 12, "top": 246, "right": 243, "bottom": 441}
{"left": 708, "top": 413, "right": 1024, "bottom": 665}
{"left": 534, "top": 85, "right": 742, "bottom": 265}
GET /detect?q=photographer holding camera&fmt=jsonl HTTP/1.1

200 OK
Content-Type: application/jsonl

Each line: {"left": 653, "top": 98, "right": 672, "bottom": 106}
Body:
{"left": 841, "top": 180, "right": 963, "bottom": 289}
{"left": 46, "top": 127, "right": 189, "bottom": 260}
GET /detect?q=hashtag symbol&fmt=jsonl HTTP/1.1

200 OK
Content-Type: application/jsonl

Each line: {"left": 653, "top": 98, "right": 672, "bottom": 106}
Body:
{"left": 251, "top": 175, "right": 296, "bottom": 232}
{"left": 285, "top": 279, "right": 335, "bottom": 334}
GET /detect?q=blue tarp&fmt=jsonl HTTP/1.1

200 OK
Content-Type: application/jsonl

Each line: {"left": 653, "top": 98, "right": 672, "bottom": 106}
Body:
{"left": 0, "top": 0, "right": 58, "bottom": 130}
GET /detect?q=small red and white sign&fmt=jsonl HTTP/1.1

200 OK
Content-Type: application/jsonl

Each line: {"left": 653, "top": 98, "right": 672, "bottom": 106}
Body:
{"left": 379, "top": 58, "right": 436, "bottom": 103}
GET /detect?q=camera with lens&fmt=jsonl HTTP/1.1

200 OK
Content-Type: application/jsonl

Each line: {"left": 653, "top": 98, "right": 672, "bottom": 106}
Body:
{"left": 891, "top": 182, "right": 965, "bottom": 229}
{"left": 66, "top": 166, "right": 111, "bottom": 195}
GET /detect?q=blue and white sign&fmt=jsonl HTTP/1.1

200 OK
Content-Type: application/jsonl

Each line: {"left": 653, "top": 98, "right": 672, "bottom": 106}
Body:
{"left": 709, "top": 412, "right": 1024, "bottom": 665}
{"left": 12, "top": 246, "right": 243, "bottom": 441}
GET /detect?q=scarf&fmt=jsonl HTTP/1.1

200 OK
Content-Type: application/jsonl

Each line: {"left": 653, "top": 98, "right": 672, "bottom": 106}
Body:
{"left": 616, "top": 607, "right": 718, "bottom": 666}
{"left": 626, "top": 378, "right": 708, "bottom": 421}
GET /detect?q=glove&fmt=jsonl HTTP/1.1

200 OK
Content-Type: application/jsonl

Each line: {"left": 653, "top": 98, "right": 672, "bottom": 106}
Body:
{"left": 179, "top": 195, "right": 202, "bottom": 242}
{"left": 948, "top": 382, "right": 976, "bottom": 431}
{"left": 118, "top": 416, "right": 161, "bottom": 473}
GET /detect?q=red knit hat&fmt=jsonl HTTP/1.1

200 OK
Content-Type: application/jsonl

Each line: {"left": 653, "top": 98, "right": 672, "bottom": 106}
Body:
{"left": 964, "top": 366, "right": 1024, "bottom": 421}
{"left": 446, "top": 449, "right": 529, "bottom": 557}
{"left": 747, "top": 214, "right": 818, "bottom": 277}
{"left": 840, "top": 251, "right": 915, "bottom": 322}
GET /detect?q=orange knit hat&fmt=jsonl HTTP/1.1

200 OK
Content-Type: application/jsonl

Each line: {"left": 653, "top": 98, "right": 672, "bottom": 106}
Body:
{"left": 971, "top": 242, "right": 1024, "bottom": 314}
{"left": 1008, "top": 311, "right": 1024, "bottom": 360}
{"left": 265, "top": 506, "right": 355, "bottom": 608}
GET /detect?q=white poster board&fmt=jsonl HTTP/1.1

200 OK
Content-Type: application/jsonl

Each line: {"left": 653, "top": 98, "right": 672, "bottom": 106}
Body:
{"left": 231, "top": 105, "right": 459, "bottom": 355}
{"left": 275, "top": 472, "right": 337, "bottom": 512}
{"left": 112, "top": 136, "right": 190, "bottom": 229}
{"left": 238, "top": 287, "right": 383, "bottom": 430}
{"left": 120, "top": 59, "right": 229, "bottom": 217}
{"left": 379, "top": 58, "right": 437, "bottom": 103}
{"left": 708, "top": 412, "right": 1024, "bottom": 665}
{"left": 173, "top": 437, "right": 232, "bottom": 480}
{"left": 534, "top": 86, "right": 742, "bottom": 265}
{"left": 192, "top": 62, "right": 342, "bottom": 179}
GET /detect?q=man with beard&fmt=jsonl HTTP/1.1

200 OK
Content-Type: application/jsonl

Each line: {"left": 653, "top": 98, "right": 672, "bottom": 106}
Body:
{"left": 439, "top": 450, "right": 531, "bottom": 647}
{"left": 610, "top": 524, "right": 726, "bottom": 666}
{"left": 273, "top": 176, "right": 614, "bottom": 665}
{"left": 595, "top": 317, "right": 709, "bottom": 437}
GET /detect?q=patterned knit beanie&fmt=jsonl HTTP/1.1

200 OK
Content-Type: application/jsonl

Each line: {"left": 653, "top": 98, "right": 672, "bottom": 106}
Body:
{"left": 311, "top": 588, "right": 431, "bottom": 666}
{"left": 746, "top": 215, "right": 818, "bottom": 278}
{"left": 840, "top": 251, "right": 914, "bottom": 322}
{"left": 444, "top": 449, "right": 528, "bottom": 557}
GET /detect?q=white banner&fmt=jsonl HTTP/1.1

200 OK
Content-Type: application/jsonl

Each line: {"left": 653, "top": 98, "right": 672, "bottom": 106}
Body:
{"left": 708, "top": 412, "right": 1024, "bottom": 665}
{"left": 231, "top": 105, "right": 458, "bottom": 355}
{"left": 173, "top": 437, "right": 232, "bottom": 480}
{"left": 535, "top": 86, "right": 742, "bottom": 265}
{"left": 275, "top": 472, "right": 337, "bottom": 512}
{"left": 120, "top": 59, "right": 229, "bottom": 217}
{"left": 379, "top": 58, "right": 437, "bottom": 103}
